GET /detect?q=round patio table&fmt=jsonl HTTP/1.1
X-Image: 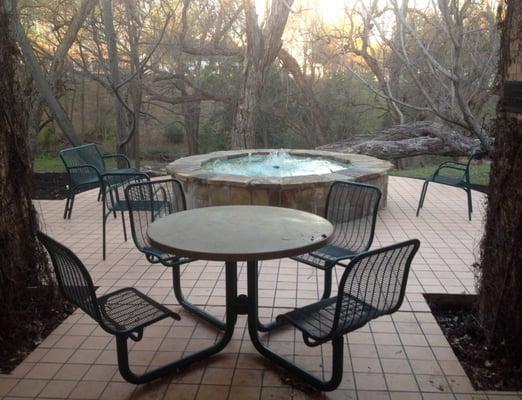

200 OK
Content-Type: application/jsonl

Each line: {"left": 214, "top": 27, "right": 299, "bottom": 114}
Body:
{"left": 142, "top": 205, "right": 333, "bottom": 384}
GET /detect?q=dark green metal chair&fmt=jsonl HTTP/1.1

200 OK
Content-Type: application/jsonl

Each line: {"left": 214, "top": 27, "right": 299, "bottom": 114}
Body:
{"left": 101, "top": 172, "right": 150, "bottom": 259}
{"left": 37, "top": 231, "right": 182, "bottom": 384}
{"left": 252, "top": 239, "right": 420, "bottom": 391}
{"left": 124, "top": 179, "right": 226, "bottom": 330}
{"left": 60, "top": 143, "right": 136, "bottom": 219}
{"left": 258, "top": 181, "right": 382, "bottom": 332}
{"left": 416, "top": 151, "right": 480, "bottom": 220}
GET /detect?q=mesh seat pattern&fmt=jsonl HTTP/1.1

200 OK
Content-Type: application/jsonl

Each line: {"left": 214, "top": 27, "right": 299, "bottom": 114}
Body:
{"left": 102, "top": 173, "right": 150, "bottom": 213}
{"left": 98, "top": 288, "right": 175, "bottom": 333}
{"left": 280, "top": 295, "right": 375, "bottom": 340}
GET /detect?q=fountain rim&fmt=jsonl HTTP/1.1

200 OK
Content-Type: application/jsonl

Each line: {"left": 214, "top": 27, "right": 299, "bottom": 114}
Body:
{"left": 167, "top": 149, "right": 394, "bottom": 188}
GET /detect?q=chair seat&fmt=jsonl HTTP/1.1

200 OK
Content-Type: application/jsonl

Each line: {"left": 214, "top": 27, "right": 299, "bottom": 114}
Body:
{"left": 98, "top": 288, "right": 177, "bottom": 334}
{"left": 291, "top": 244, "right": 355, "bottom": 270}
{"left": 427, "top": 174, "right": 465, "bottom": 187}
{"left": 278, "top": 295, "right": 378, "bottom": 341}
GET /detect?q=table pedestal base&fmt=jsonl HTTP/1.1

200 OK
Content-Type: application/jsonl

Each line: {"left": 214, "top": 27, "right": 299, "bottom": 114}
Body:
{"left": 118, "top": 261, "right": 342, "bottom": 390}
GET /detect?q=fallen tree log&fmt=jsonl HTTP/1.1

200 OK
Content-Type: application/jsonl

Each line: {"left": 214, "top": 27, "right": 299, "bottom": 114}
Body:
{"left": 318, "top": 121, "right": 480, "bottom": 160}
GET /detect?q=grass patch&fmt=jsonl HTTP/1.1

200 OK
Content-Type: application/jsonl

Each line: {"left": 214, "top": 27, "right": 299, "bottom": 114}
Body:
{"left": 390, "top": 156, "right": 491, "bottom": 186}
{"left": 33, "top": 154, "right": 64, "bottom": 173}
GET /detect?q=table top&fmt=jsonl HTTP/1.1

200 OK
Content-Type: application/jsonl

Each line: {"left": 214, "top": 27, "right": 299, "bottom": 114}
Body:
{"left": 147, "top": 205, "right": 333, "bottom": 262}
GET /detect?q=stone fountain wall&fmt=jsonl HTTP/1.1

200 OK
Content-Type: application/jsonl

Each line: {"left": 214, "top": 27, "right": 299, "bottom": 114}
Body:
{"left": 168, "top": 150, "right": 393, "bottom": 215}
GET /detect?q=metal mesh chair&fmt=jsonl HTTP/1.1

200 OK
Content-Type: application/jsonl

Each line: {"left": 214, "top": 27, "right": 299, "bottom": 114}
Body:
{"left": 38, "top": 231, "right": 182, "bottom": 383}
{"left": 266, "top": 239, "right": 420, "bottom": 391}
{"left": 292, "top": 181, "right": 382, "bottom": 298}
{"left": 101, "top": 172, "right": 150, "bottom": 260}
{"left": 60, "top": 143, "right": 135, "bottom": 219}
{"left": 416, "top": 151, "right": 481, "bottom": 220}
{"left": 125, "top": 179, "right": 225, "bottom": 330}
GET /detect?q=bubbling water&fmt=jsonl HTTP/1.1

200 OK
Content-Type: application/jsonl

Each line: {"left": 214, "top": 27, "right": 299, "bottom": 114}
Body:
{"left": 203, "top": 150, "right": 349, "bottom": 177}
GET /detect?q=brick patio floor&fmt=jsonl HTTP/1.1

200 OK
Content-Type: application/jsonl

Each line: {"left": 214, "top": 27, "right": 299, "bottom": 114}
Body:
{"left": 2, "top": 177, "right": 520, "bottom": 399}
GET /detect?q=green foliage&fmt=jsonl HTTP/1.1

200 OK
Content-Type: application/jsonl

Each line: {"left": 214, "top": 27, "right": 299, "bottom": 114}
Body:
{"left": 163, "top": 123, "right": 185, "bottom": 144}
{"left": 36, "top": 125, "right": 61, "bottom": 152}
{"left": 390, "top": 157, "right": 491, "bottom": 186}
{"left": 33, "top": 154, "right": 65, "bottom": 172}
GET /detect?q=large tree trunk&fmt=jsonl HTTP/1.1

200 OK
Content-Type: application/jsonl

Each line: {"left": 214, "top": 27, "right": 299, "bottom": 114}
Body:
{"left": 100, "top": 0, "right": 128, "bottom": 154}
{"left": 477, "top": 1, "right": 522, "bottom": 358}
{"left": 0, "top": 0, "right": 58, "bottom": 355}
{"left": 231, "top": 0, "right": 293, "bottom": 149}
{"left": 8, "top": 0, "right": 82, "bottom": 146}
{"left": 278, "top": 48, "right": 330, "bottom": 145}
{"left": 318, "top": 121, "right": 477, "bottom": 159}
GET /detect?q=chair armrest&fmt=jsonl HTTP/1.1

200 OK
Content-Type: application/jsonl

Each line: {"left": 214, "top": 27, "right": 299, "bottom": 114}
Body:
{"left": 102, "top": 153, "right": 131, "bottom": 168}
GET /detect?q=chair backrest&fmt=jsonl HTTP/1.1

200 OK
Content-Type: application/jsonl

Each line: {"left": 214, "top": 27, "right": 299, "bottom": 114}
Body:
{"left": 37, "top": 232, "right": 102, "bottom": 322}
{"left": 102, "top": 173, "right": 150, "bottom": 212}
{"left": 333, "top": 239, "right": 420, "bottom": 335}
{"left": 60, "top": 143, "right": 105, "bottom": 173}
{"left": 124, "top": 179, "right": 187, "bottom": 253}
{"left": 325, "top": 181, "right": 382, "bottom": 254}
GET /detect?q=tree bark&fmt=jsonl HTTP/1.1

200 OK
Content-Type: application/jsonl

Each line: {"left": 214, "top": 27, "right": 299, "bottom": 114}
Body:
{"left": 100, "top": 0, "right": 128, "bottom": 154}
{"left": 278, "top": 48, "right": 330, "bottom": 145}
{"left": 0, "top": 0, "right": 58, "bottom": 352}
{"left": 318, "top": 121, "right": 477, "bottom": 159}
{"left": 477, "top": 1, "right": 522, "bottom": 358}
{"left": 231, "top": 0, "right": 293, "bottom": 149}
{"left": 25, "top": 0, "right": 95, "bottom": 146}
{"left": 7, "top": 0, "right": 82, "bottom": 146}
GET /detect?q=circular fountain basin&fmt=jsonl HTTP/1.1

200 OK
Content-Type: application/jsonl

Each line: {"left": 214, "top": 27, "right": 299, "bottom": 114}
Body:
{"left": 168, "top": 149, "right": 393, "bottom": 215}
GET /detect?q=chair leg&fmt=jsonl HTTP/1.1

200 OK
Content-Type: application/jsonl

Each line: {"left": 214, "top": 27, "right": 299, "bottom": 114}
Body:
{"left": 63, "top": 196, "right": 70, "bottom": 220}
{"left": 66, "top": 193, "right": 76, "bottom": 219}
{"left": 321, "top": 268, "right": 333, "bottom": 300}
{"left": 416, "top": 181, "right": 429, "bottom": 217}
{"left": 246, "top": 261, "right": 344, "bottom": 391}
{"left": 102, "top": 211, "right": 108, "bottom": 260}
{"left": 171, "top": 266, "right": 226, "bottom": 330}
{"left": 97, "top": 187, "right": 102, "bottom": 202}
{"left": 120, "top": 211, "right": 127, "bottom": 241}
{"left": 466, "top": 188, "right": 473, "bottom": 221}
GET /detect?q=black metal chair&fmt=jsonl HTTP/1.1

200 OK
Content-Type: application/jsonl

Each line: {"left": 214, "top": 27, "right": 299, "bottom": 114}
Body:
{"left": 416, "top": 151, "right": 480, "bottom": 220}
{"left": 293, "top": 181, "right": 381, "bottom": 297}
{"left": 60, "top": 143, "right": 136, "bottom": 219}
{"left": 101, "top": 172, "right": 150, "bottom": 260}
{"left": 252, "top": 239, "right": 420, "bottom": 392}
{"left": 124, "top": 179, "right": 225, "bottom": 330}
{"left": 37, "top": 231, "right": 182, "bottom": 384}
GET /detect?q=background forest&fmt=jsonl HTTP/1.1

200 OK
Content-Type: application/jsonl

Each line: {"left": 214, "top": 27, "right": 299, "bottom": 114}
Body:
{"left": 14, "top": 0, "right": 498, "bottom": 165}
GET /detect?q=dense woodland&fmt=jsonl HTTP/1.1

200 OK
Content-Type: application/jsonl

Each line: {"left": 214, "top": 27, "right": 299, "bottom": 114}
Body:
{"left": 11, "top": 0, "right": 498, "bottom": 163}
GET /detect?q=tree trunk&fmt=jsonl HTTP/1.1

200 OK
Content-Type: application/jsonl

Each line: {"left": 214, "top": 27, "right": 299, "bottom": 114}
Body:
{"left": 318, "top": 121, "right": 477, "bottom": 159}
{"left": 477, "top": 1, "right": 522, "bottom": 358}
{"left": 7, "top": 0, "right": 82, "bottom": 146}
{"left": 231, "top": 0, "right": 293, "bottom": 149}
{"left": 0, "top": 0, "right": 58, "bottom": 352}
{"left": 278, "top": 48, "right": 330, "bottom": 145}
{"left": 183, "top": 100, "right": 201, "bottom": 155}
{"left": 100, "top": 0, "right": 128, "bottom": 154}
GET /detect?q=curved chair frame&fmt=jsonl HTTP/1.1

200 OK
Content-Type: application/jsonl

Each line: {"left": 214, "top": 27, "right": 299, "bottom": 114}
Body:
{"left": 60, "top": 143, "right": 134, "bottom": 219}
{"left": 101, "top": 172, "right": 150, "bottom": 259}
{"left": 125, "top": 179, "right": 226, "bottom": 330}
{"left": 251, "top": 239, "right": 420, "bottom": 391}
{"left": 259, "top": 181, "right": 382, "bottom": 332}
{"left": 416, "top": 151, "right": 481, "bottom": 220}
